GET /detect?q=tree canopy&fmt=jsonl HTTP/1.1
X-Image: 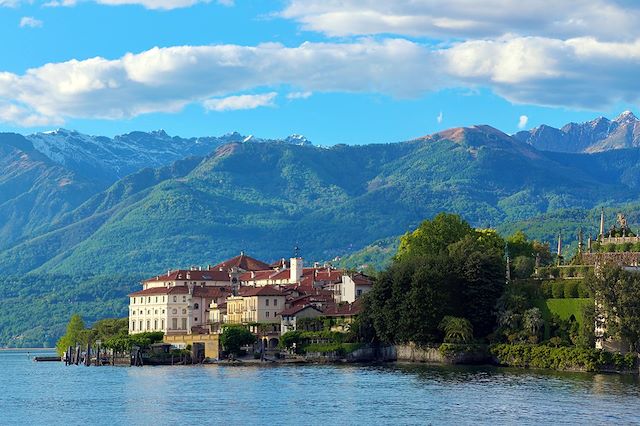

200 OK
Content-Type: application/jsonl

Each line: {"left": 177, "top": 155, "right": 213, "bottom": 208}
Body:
{"left": 366, "top": 213, "right": 506, "bottom": 345}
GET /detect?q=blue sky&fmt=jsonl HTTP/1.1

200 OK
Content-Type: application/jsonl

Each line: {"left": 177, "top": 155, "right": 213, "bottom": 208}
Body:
{"left": 0, "top": 0, "right": 639, "bottom": 144}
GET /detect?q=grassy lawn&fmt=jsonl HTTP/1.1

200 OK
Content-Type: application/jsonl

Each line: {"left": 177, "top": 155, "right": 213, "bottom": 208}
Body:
{"left": 534, "top": 298, "right": 592, "bottom": 340}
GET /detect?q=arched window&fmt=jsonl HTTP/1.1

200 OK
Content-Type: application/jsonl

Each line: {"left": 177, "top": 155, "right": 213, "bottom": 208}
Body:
{"left": 146, "top": 320, "right": 150, "bottom": 330}
{"left": 172, "top": 309, "right": 177, "bottom": 314}
{"left": 194, "top": 303, "right": 199, "bottom": 309}
{"left": 154, "top": 319, "right": 158, "bottom": 330}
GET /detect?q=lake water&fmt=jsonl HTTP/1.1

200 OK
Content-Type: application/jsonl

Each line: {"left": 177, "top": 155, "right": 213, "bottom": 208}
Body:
{"left": 2, "top": 350, "right": 640, "bottom": 425}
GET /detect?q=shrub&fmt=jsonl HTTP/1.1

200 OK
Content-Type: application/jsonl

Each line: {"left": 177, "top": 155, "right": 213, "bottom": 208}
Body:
{"left": 540, "top": 282, "right": 553, "bottom": 298}
{"left": 563, "top": 281, "right": 579, "bottom": 298}
{"left": 577, "top": 282, "right": 590, "bottom": 298}
{"left": 551, "top": 281, "right": 564, "bottom": 298}
{"left": 490, "top": 344, "right": 637, "bottom": 372}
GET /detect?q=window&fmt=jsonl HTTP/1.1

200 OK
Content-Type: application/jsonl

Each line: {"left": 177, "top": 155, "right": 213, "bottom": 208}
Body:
{"left": 154, "top": 319, "right": 158, "bottom": 330}
{"left": 172, "top": 318, "right": 178, "bottom": 330}
{"left": 148, "top": 297, "right": 151, "bottom": 303}
{"left": 266, "top": 311, "right": 270, "bottom": 318}
{"left": 162, "top": 309, "right": 165, "bottom": 314}
{"left": 131, "top": 321, "right": 135, "bottom": 331}
{"left": 155, "top": 309, "right": 158, "bottom": 314}
{"left": 265, "top": 299, "right": 270, "bottom": 306}
{"left": 155, "top": 296, "right": 158, "bottom": 303}
{"left": 357, "top": 289, "right": 362, "bottom": 297}
{"left": 183, "top": 296, "right": 186, "bottom": 302}
{"left": 274, "top": 299, "right": 278, "bottom": 306}
{"left": 194, "top": 303, "right": 199, "bottom": 309}
{"left": 195, "top": 317, "right": 198, "bottom": 322}
{"left": 181, "top": 318, "right": 187, "bottom": 330}
{"left": 161, "top": 319, "right": 165, "bottom": 329}
{"left": 182, "top": 309, "right": 187, "bottom": 314}
{"left": 139, "top": 320, "right": 143, "bottom": 330}
{"left": 146, "top": 320, "right": 150, "bottom": 330}
{"left": 172, "top": 309, "right": 177, "bottom": 314}
{"left": 173, "top": 296, "right": 177, "bottom": 302}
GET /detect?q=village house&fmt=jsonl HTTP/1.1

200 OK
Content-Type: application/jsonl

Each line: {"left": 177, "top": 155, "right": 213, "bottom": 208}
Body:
{"left": 128, "top": 252, "right": 270, "bottom": 335}
{"left": 280, "top": 305, "right": 324, "bottom": 334}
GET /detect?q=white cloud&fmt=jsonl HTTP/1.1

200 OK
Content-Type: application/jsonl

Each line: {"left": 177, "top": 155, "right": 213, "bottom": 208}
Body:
{"left": 444, "top": 36, "right": 640, "bottom": 108}
{"left": 19, "top": 16, "right": 43, "bottom": 28}
{"left": 286, "top": 91, "right": 312, "bottom": 100}
{"left": 203, "top": 92, "right": 277, "bottom": 111}
{"left": 437, "top": 111, "right": 443, "bottom": 124}
{"left": 0, "top": 40, "right": 440, "bottom": 126}
{"left": 518, "top": 115, "right": 528, "bottom": 129}
{"left": 281, "top": 0, "right": 640, "bottom": 41}
{"left": 0, "top": 0, "right": 20, "bottom": 6}
{"left": 1, "top": 34, "right": 640, "bottom": 126}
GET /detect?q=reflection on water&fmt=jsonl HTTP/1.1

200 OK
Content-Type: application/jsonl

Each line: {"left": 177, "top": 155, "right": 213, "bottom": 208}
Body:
{"left": 2, "top": 350, "right": 639, "bottom": 425}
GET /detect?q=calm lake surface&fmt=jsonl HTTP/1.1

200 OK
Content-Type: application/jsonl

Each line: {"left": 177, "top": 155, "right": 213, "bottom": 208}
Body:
{"left": 2, "top": 350, "right": 640, "bottom": 425}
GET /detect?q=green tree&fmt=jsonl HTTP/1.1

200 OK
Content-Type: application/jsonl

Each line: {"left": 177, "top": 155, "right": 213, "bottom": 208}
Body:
{"left": 439, "top": 316, "right": 473, "bottom": 343}
{"left": 396, "top": 213, "right": 474, "bottom": 260}
{"left": 220, "top": 325, "right": 256, "bottom": 357}
{"left": 513, "top": 256, "right": 535, "bottom": 279}
{"left": 55, "top": 314, "right": 86, "bottom": 355}
{"left": 586, "top": 265, "right": 640, "bottom": 351}
{"left": 522, "top": 308, "right": 544, "bottom": 337}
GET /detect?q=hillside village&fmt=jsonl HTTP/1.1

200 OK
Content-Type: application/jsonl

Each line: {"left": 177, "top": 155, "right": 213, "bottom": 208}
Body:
{"left": 127, "top": 253, "right": 372, "bottom": 359}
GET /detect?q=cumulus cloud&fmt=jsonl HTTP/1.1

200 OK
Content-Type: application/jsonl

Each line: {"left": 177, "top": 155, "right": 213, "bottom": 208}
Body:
{"left": 203, "top": 92, "right": 277, "bottom": 111}
{"left": 20, "top": 16, "right": 43, "bottom": 28}
{"left": 518, "top": 115, "right": 528, "bottom": 129}
{"left": 437, "top": 111, "right": 443, "bottom": 124}
{"left": 0, "top": 40, "right": 440, "bottom": 126}
{"left": 444, "top": 36, "right": 640, "bottom": 108}
{"left": 1, "top": 34, "right": 639, "bottom": 126}
{"left": 286, "top": 91, "right": 312, "bottom": 100}
{"left": 281, "top": 0, "right": 640, "bottom": 41}
{"left": 0, "top": 0, "right": 20, "bottom": 6}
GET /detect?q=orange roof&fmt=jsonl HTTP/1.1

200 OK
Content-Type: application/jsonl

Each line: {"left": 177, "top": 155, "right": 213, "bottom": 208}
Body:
{"left": 279, "top": 305, "right": 323, "bottom": 317}
{"left": 212, "top": 253, "right": 270, "bottom": 272}
{"left": 130, "top": 286, "right": 231, "bottom": 298}
{"left": 144, "top": 269, "right": 230, "bottom": 283}
{"left": 239, "top": 285, "right": 286, "bottom": 297}
{"left": 323, "top": 300, "right": 362, "bottom": 317}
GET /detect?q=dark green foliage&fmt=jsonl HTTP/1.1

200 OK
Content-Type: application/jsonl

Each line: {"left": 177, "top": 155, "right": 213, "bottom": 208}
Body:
{"left": 586, "top": 265, "right": 640, "bottom": 351}
{"left": 552, "top": 281, "right": 564, "bottom": 298}
{"left": 367, "top": 214, "right": 505, "bottom": 345}
{"left": 563, "top": 280, "right": 579, "bottom": 298}
{"left": 513, "top": 256, "right": 536, "bottom": 279}
{"left": 491, "top": 344, "right": 637, "bottom": 372}
{"left": 220, "top": 325, "right": 256, "bottom": 356}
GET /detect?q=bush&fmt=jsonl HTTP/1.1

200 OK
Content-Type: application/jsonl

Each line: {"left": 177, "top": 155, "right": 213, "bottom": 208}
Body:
{"left": 564, "top": 281, "right": 579, "bottom": 298}
{"left": 551, "top": 281, "right": 564, "bottom": 298}
{"left": 540, "top": 282, "right": 553, "bottom": 298}
{"left": 577, "top": 282, "right": 590, "bottom": 298}
{"left": 490, "top": 344, "right": 637, "bottom": 372}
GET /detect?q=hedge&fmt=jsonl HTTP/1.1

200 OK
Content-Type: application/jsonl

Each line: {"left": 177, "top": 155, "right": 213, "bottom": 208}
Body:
{"left": 491, "top": 344, "right": 637, "bottom": 372}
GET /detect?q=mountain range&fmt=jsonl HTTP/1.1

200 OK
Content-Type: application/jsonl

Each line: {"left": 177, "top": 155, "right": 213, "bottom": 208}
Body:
{"left": 2, "top": 112, "right": 640, "bottom": 347}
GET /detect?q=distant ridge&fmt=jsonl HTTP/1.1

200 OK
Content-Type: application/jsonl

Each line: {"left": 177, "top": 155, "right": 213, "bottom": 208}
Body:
{"left": 514, "top": 111, "right": 640, "bottom": 153}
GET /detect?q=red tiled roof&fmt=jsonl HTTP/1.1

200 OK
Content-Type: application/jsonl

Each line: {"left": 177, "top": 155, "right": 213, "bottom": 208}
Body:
{"left": 143, "top": 269, "right": 230, "bottom": 283}
{"left": 239, "top": 285, "right": 286, "bottom": 297}
{"left": 239, "top": 270, "right": 275, "bottom": 281}
{"left": 351, "top": 273, "right": 373, "bottom": 285}
{"left": 130, "top": 286, "right": 231, "bottom": 298}
{"left": 279, "top": 305, "right": 323, "bottom": 317}
{"left": 323, "top": 300, "right": 362, "bottom": 317}
{"left": 212, "top": 253, "right": 270, "bottom": 272}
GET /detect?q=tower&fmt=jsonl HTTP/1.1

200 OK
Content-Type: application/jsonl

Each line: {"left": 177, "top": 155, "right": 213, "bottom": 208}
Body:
{"left": 557, "top": 233, "right": 563, "bottom": 266}
{"left": 599, "top": 208, "right": 605, "bottom": 240}
{"left": 578, "top": 227, "right": 584, "bottom": 254}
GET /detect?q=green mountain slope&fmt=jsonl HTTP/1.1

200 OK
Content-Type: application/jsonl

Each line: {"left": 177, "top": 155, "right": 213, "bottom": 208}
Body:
{"left": 5, "top": 124, "right": 640, "bottom": 347}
